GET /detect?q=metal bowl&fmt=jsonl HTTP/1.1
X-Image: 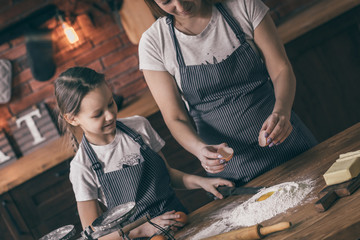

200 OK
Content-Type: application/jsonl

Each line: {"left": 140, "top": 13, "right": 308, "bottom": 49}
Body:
{"left": 39, "top": 225, "right": 76, "bottom": 240}
{"left": 92, "top": 201, "right": 136, "bottom": 232}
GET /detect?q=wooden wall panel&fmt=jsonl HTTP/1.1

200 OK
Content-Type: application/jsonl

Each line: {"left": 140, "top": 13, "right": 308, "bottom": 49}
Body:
{"left": 286, "top": 6, "right": 360, "bottom": 142}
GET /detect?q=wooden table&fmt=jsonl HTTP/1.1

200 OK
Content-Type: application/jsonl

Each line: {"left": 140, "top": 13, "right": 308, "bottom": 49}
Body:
{"left": 175, "top": 122, "right": 360, "bottom": 240}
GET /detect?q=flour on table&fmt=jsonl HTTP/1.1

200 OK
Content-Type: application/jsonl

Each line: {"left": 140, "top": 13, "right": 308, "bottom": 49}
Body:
{"left": 188, "top": 180, "right": 314, "bottom": 240}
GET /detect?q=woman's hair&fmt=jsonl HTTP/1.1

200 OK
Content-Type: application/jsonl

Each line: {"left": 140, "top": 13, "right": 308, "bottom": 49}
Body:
{"left": 144, "top": 0, "right": 225, "bottom": 18}
{"left": 55, "top": 67, "right": 106, "bottom": 151}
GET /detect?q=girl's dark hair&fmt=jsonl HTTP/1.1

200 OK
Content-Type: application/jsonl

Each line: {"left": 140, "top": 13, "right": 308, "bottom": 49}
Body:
{"left": 55, "top": 67, "right": 106, "bottom": 151}
{"left": 144, "top": 0, "right": 225, "bottom": 18}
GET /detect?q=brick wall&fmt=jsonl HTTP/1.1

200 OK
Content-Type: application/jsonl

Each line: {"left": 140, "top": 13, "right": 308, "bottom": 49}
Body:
{"left": 0, "top": 0, "right": 320, "bottom": 136}
{"left": 0, "top": 0, "right": 146, "bottom": 134}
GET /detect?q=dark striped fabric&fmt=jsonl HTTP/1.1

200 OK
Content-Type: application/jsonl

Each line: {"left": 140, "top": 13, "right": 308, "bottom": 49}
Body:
{"left": 81, "top": 120, "right": 186, "bottom": 222}
{"left": 166, "top": 3, "right": 317, "bottom": 186}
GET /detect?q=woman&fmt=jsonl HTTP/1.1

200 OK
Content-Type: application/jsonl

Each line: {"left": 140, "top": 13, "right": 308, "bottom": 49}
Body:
{"left": 139, "top": 0, "right": 317, "bottom": 186}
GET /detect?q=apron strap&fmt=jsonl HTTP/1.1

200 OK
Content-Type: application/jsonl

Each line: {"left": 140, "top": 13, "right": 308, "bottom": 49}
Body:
{"left": 166, "top": 15, "right": 186, "bottom": 68}
{"left": 81, "top": 135, "right": 116, "bottom": 205}
{"left": 166, "top": 3, "right": 247, "bottom": 68}
{"left": 116, "top": 121, "right": 149, "bottom": 151}
{"left": 215, "top": 3, "right": 246, "bottom": 44}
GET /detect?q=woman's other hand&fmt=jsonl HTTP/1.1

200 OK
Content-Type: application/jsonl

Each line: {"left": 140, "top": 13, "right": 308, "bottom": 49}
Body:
{"left": 260, "top": 111, "right": 293, "bottom": 147}
{"left": 197, "top": 143, "right": 229, "bottom": 173}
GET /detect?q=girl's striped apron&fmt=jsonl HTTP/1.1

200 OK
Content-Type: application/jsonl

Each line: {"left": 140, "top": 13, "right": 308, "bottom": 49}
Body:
{"left": 166, "top": 3, "right": 317, "bottom": 186}
{"left": 81, "top": 120, "right": 187, "bottom": 222}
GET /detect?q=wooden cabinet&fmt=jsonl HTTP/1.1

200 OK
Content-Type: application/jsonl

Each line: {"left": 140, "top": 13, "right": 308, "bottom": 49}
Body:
{"left": 286, "top": 6, "right": 360, "bottom": 142}
{"left": 0, "top": 193, "right": 33, "bottom": 240}
{"left": 0, "top": 160, "right": 82, "bottom": 240}
{"left": 9, "top": 160, "right": 82, "bottom": 239}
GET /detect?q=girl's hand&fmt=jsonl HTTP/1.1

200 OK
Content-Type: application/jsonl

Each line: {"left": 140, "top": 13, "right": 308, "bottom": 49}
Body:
{"left": 140, "top": 211, "right": 185, "bottom": 236}
{"left": 197, "top": 143, "right": 229, "bottom": 173}
{"left": 260, "top": 111, "right": 293, "bottom": 147}
{"left": 197, "top": 177, "right": 234, "bottom": 199}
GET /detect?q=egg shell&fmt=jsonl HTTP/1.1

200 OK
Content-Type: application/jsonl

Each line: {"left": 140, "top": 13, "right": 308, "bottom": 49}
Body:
{"left": 175, "top": 211, "right": 188, "bottom": 224}
{"left": 150, "top": 235, "right": 167, "bottom": 240}
{"left": 258, "top": 130, "right": 268, "bottom": 147}
{"left": 217, "top": 147, "right": 234, "bottom": 161}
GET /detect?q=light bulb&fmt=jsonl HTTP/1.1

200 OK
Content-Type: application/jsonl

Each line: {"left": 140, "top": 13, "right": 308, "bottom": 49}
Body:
{"left": 62, "top": 22, "right": 79, "bottom": 44}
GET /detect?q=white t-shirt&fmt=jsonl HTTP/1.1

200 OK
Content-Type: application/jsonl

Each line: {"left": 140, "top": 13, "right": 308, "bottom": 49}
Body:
{"left": 69, "top": 115, "right": 165, "bottom": 206}
{"left": 138, "top": 0, "right": 269, "bottom": 92}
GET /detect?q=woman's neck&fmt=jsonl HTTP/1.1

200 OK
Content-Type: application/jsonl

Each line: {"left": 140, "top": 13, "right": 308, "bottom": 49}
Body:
{"left": 174, "top": 3, "right": 213, "bottom": 36}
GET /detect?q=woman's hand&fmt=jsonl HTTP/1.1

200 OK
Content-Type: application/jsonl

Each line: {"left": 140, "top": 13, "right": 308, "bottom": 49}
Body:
{"left": 260, "top": 111, "right": 293, "bottom": 147}
{"left": 196, "top": 177, "right": 234, "bottom": 199}
{"left": 196, "top": 143, "right": 229, "bottom": 173}
{"left": 139, "top": 211, "right": 185, "bottom": 236}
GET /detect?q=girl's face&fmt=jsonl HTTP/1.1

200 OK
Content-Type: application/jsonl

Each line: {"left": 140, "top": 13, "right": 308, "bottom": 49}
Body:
{"left": 70, "top": 83, "right": 117, "bottom": 145}
{"left": 154, "top": 0, "right": 203, "bottom": 18}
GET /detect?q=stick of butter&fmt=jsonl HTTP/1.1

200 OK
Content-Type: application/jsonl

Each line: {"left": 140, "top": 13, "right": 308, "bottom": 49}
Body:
{"left": 337, "top": 150, "right": 360, "bottom": 162}
{"left": 323, "top": 156, "right": 360, "bottom": 186}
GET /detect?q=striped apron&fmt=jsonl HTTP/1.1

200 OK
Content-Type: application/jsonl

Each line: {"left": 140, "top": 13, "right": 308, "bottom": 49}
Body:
{"left": 81, "top": 120, "right": 187, "bottom": 222}
{"left": 166, "top": 3, "right": 317, "bottom": 186}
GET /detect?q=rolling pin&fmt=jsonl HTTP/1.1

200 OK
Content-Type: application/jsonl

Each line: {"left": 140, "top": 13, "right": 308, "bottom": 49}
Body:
{"left": 202, "top": 222, "right": 291, "bottom": 240}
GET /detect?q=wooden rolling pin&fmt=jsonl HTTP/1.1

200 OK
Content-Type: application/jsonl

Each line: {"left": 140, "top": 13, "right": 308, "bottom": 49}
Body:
{"left": 202, "top": 222, "right": 291, "bottom": 240}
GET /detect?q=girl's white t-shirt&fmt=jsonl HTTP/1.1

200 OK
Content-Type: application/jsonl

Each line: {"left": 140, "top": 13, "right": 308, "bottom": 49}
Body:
{"left": 138, "top": 0, "right": 269, "bottom": 92}
{"left": 69, "top": 115, "right": 165, "bottom": 206}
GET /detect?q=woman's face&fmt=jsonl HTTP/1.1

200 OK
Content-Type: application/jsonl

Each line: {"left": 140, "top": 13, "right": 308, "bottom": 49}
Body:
{"left": 154, "top": 0, "right": 203, "bottom": 18}
{"left": 71, "top": 83, "right": 117, "bottom": 144}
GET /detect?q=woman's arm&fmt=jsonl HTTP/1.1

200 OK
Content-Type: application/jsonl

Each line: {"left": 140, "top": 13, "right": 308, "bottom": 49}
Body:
{"left": 157, "top": 151, "right": 234, "bottom": 199}
{"left": 254, "top": 13, "right": 295, "bottom": 145}
{"left": 143, "top": 70, "right": 226, "bottom": 173}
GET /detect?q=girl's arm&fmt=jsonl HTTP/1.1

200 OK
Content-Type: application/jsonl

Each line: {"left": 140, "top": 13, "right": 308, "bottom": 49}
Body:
{"left": 254, "top": 13, "right": 295, "bottom": 145}
{"left": 77, "top": 200, "right": 124, "bottom": 239}
{"left": 76, "top": 198, "right": 181, "bottom": 238}
{"left": 143, "top": 70, "right": 226, "bottom": 173}
{"left": 158, "top": 151, "right": 234, "bottom": 199}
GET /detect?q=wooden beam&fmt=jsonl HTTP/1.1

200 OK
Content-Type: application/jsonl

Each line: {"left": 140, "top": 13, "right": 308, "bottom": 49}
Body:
{"left": 278, "top": 0, "right": 360, "bottom": 44}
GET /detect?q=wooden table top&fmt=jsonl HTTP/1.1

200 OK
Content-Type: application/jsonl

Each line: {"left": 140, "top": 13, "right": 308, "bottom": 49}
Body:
{"left": 175, "top": 122, "right": 360, "bottom": 240}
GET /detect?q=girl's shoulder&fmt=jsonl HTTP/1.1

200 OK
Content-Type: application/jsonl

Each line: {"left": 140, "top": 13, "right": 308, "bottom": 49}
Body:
{"left": 117, "top": 115, "right": 151, "bottom": 131}
{"left": 118, "top": 115, "right": 148, "bottom": 124}
{"left": 71, "top": 145, "right": 92, "bottom": 170}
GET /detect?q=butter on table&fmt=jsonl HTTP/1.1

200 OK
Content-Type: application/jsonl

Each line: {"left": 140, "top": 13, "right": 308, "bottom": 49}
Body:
{"left": 323, "top": 156, "right": 360, "bottom": 186}
{"left": 337, "top": 150, "right": 360, "bottom": 162}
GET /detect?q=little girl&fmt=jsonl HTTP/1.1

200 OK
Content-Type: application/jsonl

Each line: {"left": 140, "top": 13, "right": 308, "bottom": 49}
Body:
{"left": 55, "top": 67, "right": 233, "bottom": 239}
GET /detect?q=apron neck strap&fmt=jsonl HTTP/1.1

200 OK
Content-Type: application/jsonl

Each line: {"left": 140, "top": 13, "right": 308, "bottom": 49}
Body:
{"left": 81, "top": 120, "right": 149, "bottom": 172}
{"left": 166, "top": 15, "right": 186, "bottom": 68}
{"left": 81, "top": 134, "right": 116, "bottom": 204}
{"left": 81, "top": 134, "right": 104, "bottom": 172}
{"left": 116, "top": 121, "right": 148, "bottom": 150}
{"left": 215, "top": 3, "right": 246, "bottom": 44}
{"left": 166, "top": 3, "right": 247, "bottom": 68}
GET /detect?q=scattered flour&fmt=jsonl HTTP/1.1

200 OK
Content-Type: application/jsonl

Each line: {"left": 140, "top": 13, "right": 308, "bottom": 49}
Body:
{"left": 188, "top": 180, "right": 314, "bottom": 240}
